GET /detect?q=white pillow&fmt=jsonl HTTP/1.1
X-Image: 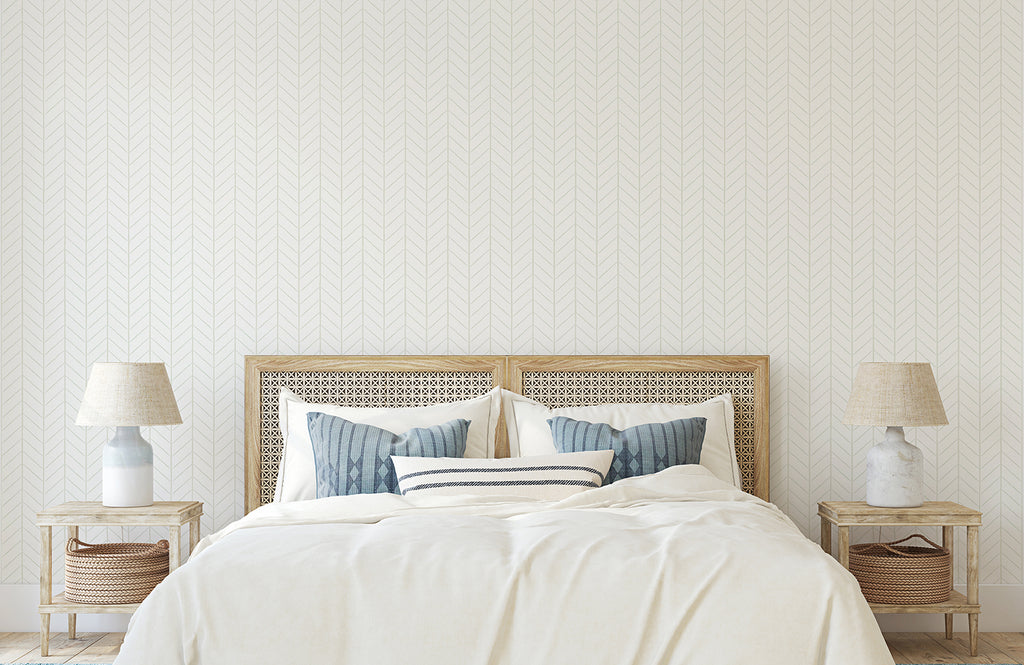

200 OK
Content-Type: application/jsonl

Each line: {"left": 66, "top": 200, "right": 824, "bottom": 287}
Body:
{"left": 504, "top": 392, "right": 741, "bottom": 489}
{"left": 391, "top": 450, "right": 614, "bottom": 500}
{"left": 275, "top": 387, "right": 502, "bottom": 502}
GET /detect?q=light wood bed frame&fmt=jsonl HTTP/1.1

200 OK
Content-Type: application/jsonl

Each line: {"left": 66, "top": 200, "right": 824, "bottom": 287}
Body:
{"left": 244, "top": 355, "right": 770, "bottom": 513}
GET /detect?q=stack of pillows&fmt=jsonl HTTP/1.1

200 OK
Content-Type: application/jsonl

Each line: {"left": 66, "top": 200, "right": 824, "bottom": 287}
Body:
{"left": 275, "top": 387, "right": 742, "bottom": 503}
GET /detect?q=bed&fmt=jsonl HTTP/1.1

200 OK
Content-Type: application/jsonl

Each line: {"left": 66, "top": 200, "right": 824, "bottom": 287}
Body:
{"left": 113, "top": 355, "right": 894, "bottom": 665}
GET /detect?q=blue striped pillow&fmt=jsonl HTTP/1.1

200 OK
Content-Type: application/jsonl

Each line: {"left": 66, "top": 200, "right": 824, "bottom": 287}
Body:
{"left": 547, "top": 416, "right": 706, "bottom": 484}
{"left": 306, "top": 412, "right": 469, "bottom": 497}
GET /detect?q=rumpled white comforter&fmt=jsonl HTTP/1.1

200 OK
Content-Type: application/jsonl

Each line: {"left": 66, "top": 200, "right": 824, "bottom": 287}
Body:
{"left": 115, "top": 466, "right": 893, "bottom": 665}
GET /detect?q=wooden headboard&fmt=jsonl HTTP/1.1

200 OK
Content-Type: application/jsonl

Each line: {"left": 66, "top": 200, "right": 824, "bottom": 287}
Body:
{"left": 244, "top": 355, "right": 770, "bottom": 513}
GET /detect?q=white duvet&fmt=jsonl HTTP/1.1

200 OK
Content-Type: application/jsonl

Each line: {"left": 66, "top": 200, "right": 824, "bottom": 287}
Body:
{"left": 116, "top": 466, "right": 893, "bottom": 665}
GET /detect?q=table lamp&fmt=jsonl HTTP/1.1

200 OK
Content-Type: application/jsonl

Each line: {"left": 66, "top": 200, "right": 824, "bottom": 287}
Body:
{"left": 842, "top": 362, "right": 948, "bottom": 507}
{"left": 76, "top": 362, "right": 182, "bottom": 507}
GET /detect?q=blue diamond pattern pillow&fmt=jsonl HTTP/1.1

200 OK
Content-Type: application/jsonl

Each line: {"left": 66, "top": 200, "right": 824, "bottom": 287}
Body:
{"left": 307, "top": 412, "right": 470, "bottom": 498}
{"left": 547, "top": 416, "right": 706, "bottom": 485}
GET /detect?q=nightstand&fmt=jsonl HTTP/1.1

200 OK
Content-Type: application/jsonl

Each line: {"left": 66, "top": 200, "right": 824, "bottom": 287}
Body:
{"left": 36, "top": 501, "right": 203, "bottom": 656}
{"left": 817, "top": 501, "right": 981, "bottom": 655}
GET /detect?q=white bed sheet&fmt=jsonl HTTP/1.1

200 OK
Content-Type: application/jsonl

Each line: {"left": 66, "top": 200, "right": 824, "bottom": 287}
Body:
{"left": 115, "top": 466, "right": 893, "bottom": 665}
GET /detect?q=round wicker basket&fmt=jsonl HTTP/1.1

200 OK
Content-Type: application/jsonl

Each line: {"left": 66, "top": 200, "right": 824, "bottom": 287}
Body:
{"left": 848, "top": 534, "right": 951, "bottom": 605}
{"left": 65, "top": 538, "right": 170, "bottom": 604}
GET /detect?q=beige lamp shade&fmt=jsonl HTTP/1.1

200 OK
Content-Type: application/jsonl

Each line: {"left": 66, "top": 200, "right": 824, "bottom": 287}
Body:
{"left": 842, "top": 362, "right": 948, "bottom": 427}
{"left": 76, "top": 362, "right": 182, "bottom": 426}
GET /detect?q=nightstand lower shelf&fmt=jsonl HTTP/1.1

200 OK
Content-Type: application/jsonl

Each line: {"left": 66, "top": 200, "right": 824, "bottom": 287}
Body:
{"left": 868, "top": 589, "right": 980, "bottom": 615}
{"left": 39, "top": 592, "right": 140, "bottom": 614}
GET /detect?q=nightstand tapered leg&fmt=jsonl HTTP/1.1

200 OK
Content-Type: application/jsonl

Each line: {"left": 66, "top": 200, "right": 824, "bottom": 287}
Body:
{"left": 67, "top": 526, "right": 78, "bottom": 638}
{"left": 942, "top": 525, "right": 953, "bottom": 639}
{"left": 40, "top": 526, "right": 51, "bottom": 656}
{"left": 820, "top": 517, "right": 831, "bottom": 555}
{"left": 41, "top": 614, "right": 50, "bottom": 656}
{"left": 967, "top": 525, "right": 979, "bottom": 656}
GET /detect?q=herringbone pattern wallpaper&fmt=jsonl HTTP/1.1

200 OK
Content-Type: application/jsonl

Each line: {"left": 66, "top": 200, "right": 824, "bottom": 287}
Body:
{"left": 1, "top": 0, "right": 1021, "bottom": 586}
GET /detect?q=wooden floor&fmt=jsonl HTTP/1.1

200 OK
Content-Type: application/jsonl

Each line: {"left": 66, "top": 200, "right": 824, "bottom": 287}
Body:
{"left": 0, "top": 631, "right": 1021, "bottom": 663}
{"left": 0, "top": 632, "right": 123, "bottom": 664}
{"left": 886, "top": 633, "right": 1024, "bottom": 664}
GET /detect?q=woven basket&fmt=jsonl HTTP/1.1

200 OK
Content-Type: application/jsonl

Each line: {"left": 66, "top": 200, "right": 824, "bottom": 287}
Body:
{"left": 65, "top": 538, "right": 170, "bottom": 604}
{"left": 849, "top": 534, "right": 951, "bottom": 605}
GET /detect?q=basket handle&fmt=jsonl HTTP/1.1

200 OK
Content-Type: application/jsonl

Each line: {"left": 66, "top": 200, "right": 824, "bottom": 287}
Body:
{"left": 877, "top": 533, "right": 947, "bottom": 557}
{"left": 67, "top": 537, "right": 93, "bottom": 553}
{"left": 66, "top": 538, "right": 171, "bottom": 554}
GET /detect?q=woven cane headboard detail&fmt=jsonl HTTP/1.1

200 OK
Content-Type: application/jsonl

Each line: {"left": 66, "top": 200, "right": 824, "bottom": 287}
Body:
{"left": 245, "top": 356, "right": 507, "bottom": 513}
{"left": 507, "top": 356, "right": 770, "bottom": 501}
{"left": 257, "top": 371, "right": 496, "bottom": 508}
{"left": 245, "top": 355, "right": 769, "bottom": 512}
{"left": 518, "top": 371, "right": 758, "bottom": 495}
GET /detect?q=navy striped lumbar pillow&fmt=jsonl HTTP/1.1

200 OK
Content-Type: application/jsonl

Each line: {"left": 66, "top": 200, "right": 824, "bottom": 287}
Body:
{"left": 548, "top": 416, "right": 707, "bottom": 484}
{"left": 391, "top": 450, "right": 614, "bottom": 500}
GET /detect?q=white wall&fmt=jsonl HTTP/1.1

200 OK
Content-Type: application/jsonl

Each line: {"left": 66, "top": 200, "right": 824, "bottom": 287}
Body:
{"left": 1, "top": 0, "right": 1021, "bottom": 624}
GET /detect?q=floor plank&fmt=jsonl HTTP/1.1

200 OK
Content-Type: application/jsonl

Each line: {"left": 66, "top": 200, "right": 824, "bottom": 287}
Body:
{"left": 886, "top": 640, "right": 915, "bottom": 664}
{"left": 980, "top": 633, "right": 1024, "bottom": 664}
{"left": 72, "top": 632, "right": 123, "bottom": 664}
{"left": 887, "top": 632, "right": 967, "bottom": 664}
{"left": 12, "top": 632, "right": 103, "bottom": 664}
{"left": 884, "top": 632, "right": 1022, "bottom": 664}
{"left": 0, "top": 633, "right": 38, "bottom": 663}
{"left": 923, "top": 632, "right": 1017, "bottom": 664}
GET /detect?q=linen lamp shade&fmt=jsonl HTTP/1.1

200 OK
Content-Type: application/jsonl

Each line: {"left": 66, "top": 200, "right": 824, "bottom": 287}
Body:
{"left": 76, "top": 363, "right": 182, "bottom": 427}
{"left": 842, "top": 362, "right": 947, "bottom": 427}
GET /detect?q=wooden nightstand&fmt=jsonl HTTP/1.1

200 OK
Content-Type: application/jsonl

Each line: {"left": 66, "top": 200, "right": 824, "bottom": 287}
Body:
{"left": 37, "top": 501, "right": 203, "bottom": 656}
{"left": 817, "top": 501, "right": 981, "bottom": 655}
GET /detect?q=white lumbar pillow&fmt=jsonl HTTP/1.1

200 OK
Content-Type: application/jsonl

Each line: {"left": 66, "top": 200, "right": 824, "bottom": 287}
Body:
{"left": 275, "top": 386, "right": 502, "bottom": 503}
{"left": 503, "top": 392, "right": 741, "bottom": 489}
{"left": 391, "top": 450, "right": 614, "bottom": 500}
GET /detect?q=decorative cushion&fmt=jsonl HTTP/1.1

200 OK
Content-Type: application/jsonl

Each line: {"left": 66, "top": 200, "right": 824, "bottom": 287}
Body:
{"left": 275, "top": 387, "right": 500, "bottom": 503}
{"left": 391, "top": 450, "right": 614, "bottom": 500}
{"left": 504, "top": 391, "right": 740, "bottom": 489}
{"left": 307, "top": 413, "right": 469, "bottom": 497}
{"left": 548, "top": 416, "right": 706, "bottom": 484}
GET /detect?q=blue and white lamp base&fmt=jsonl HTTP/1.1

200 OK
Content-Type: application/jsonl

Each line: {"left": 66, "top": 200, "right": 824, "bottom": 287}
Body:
{"left": 865, "top": 426, "right": 924, "bottom": 508}
{"left": 102, "top": 426, "right": 154, "bottom": 507}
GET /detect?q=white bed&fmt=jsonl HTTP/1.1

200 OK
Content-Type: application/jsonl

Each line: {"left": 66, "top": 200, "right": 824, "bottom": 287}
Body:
{"left": 112, "top": 355, "right": 893, "bottom": 665}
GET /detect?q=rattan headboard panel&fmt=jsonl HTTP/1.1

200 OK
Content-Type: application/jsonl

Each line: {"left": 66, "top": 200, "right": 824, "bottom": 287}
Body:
{"left": 258, "top": 371, "right": 495, "bottom": 506}
{"left": 507, "top": 356, "right": 770, "bottom": 501}
{"left": 245, "top": 355, "right": 769, "bottom": 512}
{"left": 518, "top": 370, "right": 757, "bottom": 495}
{"left": 245, "top": 356, "right": 507, "bottom": 512}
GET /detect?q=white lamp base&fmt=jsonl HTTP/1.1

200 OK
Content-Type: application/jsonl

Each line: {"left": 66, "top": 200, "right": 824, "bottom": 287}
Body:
{"left": 866, "top": 426, "right": 924, "bottom": 508}
{"left": 102, "top": 426, "right": 155, "bottom": 507}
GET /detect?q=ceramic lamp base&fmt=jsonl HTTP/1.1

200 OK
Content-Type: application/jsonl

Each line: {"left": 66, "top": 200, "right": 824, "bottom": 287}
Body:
{"left": 102, "top": 426, "right": 155, "bottom": 507}
{"left": 866, "top": 426, "right": 924, "bottom": 508}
